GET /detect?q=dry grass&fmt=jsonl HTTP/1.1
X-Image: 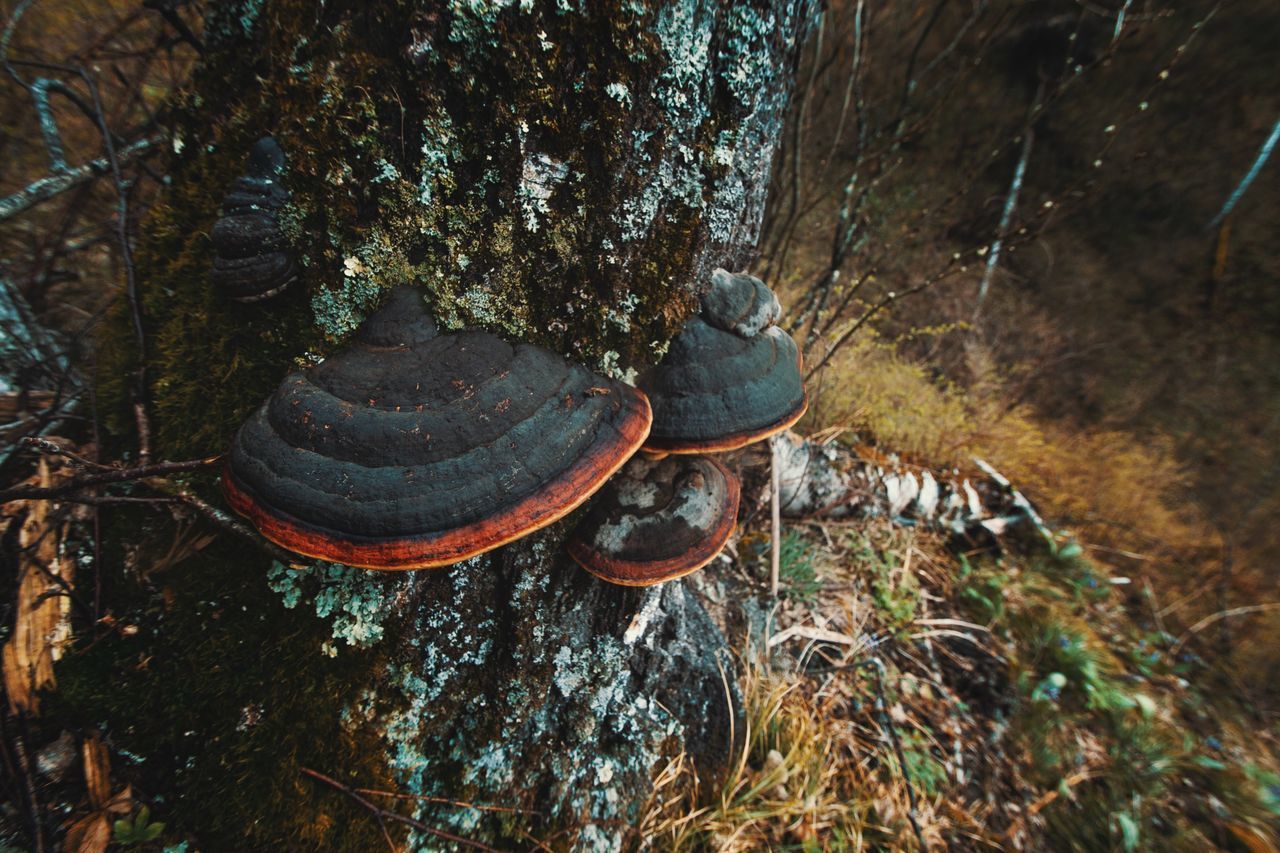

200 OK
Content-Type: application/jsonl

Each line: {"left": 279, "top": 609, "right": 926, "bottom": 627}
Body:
{"left": 642, "top": 509, "right": 1280, "bottom": 850}
{"left": 805, "top": 333, "right": 1239, "bottom": 622}
{"left": 643, "top": 524, "right": 1009, "bottom": 851}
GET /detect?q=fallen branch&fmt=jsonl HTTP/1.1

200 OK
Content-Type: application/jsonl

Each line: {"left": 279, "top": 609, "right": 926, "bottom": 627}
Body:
{"left": 353, "top": 786, "right": 542, "bottom": 816}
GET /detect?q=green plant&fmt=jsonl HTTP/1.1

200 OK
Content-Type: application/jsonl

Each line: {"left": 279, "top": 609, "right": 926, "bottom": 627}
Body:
{"left": 956, "top": 554, "right": 1009, "bottom": 624}
{"left": 776, "top": 531, "right": 822, "bottom": 603}
{"left": 113, "top": 805, "right": 164, "bottom": 847}
{"left": 850, "top": 532, "right": 919, "bottom": 635}
{"left": 891, "top": 729, "right": 949, "bottom": 798}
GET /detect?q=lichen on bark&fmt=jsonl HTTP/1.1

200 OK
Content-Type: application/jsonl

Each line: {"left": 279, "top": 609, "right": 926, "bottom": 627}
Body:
{"left": 80, "top": 0, "right": 815, "bottom": 847}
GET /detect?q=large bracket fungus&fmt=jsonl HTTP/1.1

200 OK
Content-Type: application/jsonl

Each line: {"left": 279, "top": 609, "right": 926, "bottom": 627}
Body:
{"left": 568, "top": 453, "right": 741, "bottom": 587}
{"left": 639, "top": 269, "right": 807, "bottom": 454}
{"left": 222, "top": 286, "right": 652, "bottom": 569}
{"left": 210, "top": 137, "right": 296, "bottom": 302}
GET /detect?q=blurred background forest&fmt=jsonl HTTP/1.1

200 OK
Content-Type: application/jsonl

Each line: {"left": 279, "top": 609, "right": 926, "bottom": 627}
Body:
{"left": 758, "top": 0, "right": 1280, "bottom": 707}
{"left": 1, "top": 0, "right": 1278, "bottom": 849}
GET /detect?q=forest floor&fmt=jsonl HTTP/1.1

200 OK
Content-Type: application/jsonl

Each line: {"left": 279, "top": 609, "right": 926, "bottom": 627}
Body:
{"left": 638, "top": 441, "right": 1280, "bottom": 850}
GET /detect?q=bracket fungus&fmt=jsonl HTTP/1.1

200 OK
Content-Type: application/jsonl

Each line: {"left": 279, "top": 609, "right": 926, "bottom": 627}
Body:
{"left": 222, "top": 286, "right": 652, "bottom": 569}
{"left": 639, "top": 270, "right": 806, "bottom": 454}
{"left": 701, "top": 268, "right": 782, "bottom": 338}
{"left": 567, "top": 454, "right": 740, "bottom": 587}
{"left": 210, "top": 137, "right": 296, "bottom": 302}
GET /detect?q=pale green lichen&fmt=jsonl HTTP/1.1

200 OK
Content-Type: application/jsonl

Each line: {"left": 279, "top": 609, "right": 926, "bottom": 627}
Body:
{"left": 332, "top": 543, "right": 686, "bottom": 849}
{"left": 313, "top": 227, "right": 423, "bottom": 338}
{"left": 237, "top": 0, "right": 264, "bottom": 35}
{"left": 418, "top": 108, "right": 459, "bottom": 210}
{"left": 604, "top": 292, "right": 639, "bottom": 332}
{"left": 612, "top": 0, "right": 717, "bottom": 244}
{"left": 266, "top": 561, "right": 390, "bottom": 650}
{"left": 721, "top": 5, "right": 778, "bottom": 105}
{"left": 372, "top": 158, "right": 400, "bottom": 184}
{"left": 518, "top": 151, "right": 569, "bottom": 233}
{"left": 604, "top": 82, "right": 632, "bottom": 108}
{"left": 448, "top": 0, "right": 533, "bottom": 49}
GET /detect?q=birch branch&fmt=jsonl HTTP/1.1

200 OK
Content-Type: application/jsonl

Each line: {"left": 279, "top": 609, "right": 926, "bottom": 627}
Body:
{"left": 0, "top": 136, "right": 162, "bottom": 224}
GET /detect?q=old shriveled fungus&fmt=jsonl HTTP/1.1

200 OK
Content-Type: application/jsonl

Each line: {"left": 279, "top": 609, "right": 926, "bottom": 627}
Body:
{"left": 700, "top": 268, "right": 781, "bottom": 338}
{"left": 222, "top": 286, "right": 652, "bottom": 569}
{"left": 639, "top": 269, "right": 806, "bottom": 454}
{"left": 210, "top": 137, "right": 296, "bottom": 302}
{"left": 567, "top": 454, "right": 740, "bottom": 587}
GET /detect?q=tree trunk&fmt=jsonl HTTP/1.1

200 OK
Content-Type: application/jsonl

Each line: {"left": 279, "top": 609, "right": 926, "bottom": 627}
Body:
{"left": 82, "top": 1, "right": 814, "bottom": 848}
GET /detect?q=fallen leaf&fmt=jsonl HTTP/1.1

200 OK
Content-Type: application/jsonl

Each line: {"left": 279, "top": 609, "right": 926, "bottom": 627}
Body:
{"left": 2, "top": 458, "right": 75, "bottom": 714}
{"left": 63, "top": 812, "right": 109, "bottom": 853}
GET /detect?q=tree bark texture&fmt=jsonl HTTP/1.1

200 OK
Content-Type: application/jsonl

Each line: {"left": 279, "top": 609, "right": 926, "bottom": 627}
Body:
{"left": 80, "top": 2, "right": 814, "bottom": 848}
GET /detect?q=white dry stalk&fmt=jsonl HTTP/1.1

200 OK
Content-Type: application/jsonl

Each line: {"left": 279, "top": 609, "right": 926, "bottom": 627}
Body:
{"left": 770, "top": 435, "right": 782, "bottom": 597}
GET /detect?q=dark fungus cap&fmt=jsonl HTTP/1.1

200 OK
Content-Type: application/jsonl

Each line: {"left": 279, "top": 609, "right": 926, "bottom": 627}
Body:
{"left": 639, "top": 271, "right": 806, "bottom": 453}
{"left": 210, "top": 137, "right": 296, "bottom": 302}
{"left": 222, "top": 286, "right": 653, "bottom": 569}
{"left": 567, "top": 453, "right": 740, "bottom": 586}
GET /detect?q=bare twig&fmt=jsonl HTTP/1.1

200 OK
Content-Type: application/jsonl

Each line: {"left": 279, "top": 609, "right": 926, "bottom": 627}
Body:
{"left": 353, "top": 787, "right": 542, "bottom": 817}
{"left": 0, "top": 136, "right": 161, "bottom": 223}
{"left": 973, "top": 83, "right": 1042, "bottom": 325}
{"left": 1171, "top": 603, "right": 1280, "bottom": 657}
{"left": 770, "top": 436, "right": 782, "bottom": 598}
{"left": 805, "top": 266, "right": 959, "bottom": 380}
{"left": 300, "top": 767, "right": 501, "bottom": 853}
{"left": 155, "top": 486, "right": 304, "bottom": 566}
{"left": 0, "top": 711, "right": 45, "bottom": 853}
{"left": 1207, "top": 117, "right": 1280, "bottom": 229}
{"left": 20, "top": 437, "right": 113, "bottom": 471}
{"left": 0, "top": 456, "right": 219, "bottom": 504}
{"left": 67, "top": 63, "right": 152, "bottom": 463}
{"left": 142, "top": 0, "right": 204, "bottom": 53}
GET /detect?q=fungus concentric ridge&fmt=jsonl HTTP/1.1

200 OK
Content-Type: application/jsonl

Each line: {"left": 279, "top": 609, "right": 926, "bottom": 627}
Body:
{"left": 223, "top": 286, "right": 652, "bottom": 569}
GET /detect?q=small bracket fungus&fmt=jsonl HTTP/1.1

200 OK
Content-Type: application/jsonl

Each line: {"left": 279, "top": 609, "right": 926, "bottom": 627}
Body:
{"left": 567, "top": 454, "right": 741, "bottom": 587}
{"left": 210, "top": 136, "right": 296, "bottom": 302}
{"left": 700, "top": 268, "right": 781, "bottom": 337}
{"left": 638, "top": 270, "right": 806, "bottom": 454}
{"left": 222, "top": 286, "right": 653, "bottom": 569}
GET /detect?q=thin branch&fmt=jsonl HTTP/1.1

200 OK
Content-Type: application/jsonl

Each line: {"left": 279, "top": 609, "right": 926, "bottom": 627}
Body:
{"left": 770, "top": 435, "right": 782, "bottom": 598}
{"left": 1172, "top": 604, "right": 1280, "bottom": 657}
{"left": 973, "top": 82, "right": 1042, "bottom": 325}
{"left": 894, "top": 0, "right": 948, "bottom": 135}
{"left": 142, "top": 0, "right": 204, "bottom": 53}
{"left": 300, "top": 767, "right": 501, "bottom": 853}
{"left": 73, "top": 64, "right": 151, "bottom": 463}
{"left": 28, "top": 77, "right": 72, "bottom": 172}
{"left": 1207, "top": 117, "right": 1280, "bottom": 229}
{"left": 20, "top": 437, "right": 114, "bottom": 471}
{"left": 153, "top": 485, "right": 304, "bottom": 566}
{"left": 353, "top": 787, "right": 542, "bottom": 817}
{"left": 0, "top": 456, "right": 220, "bottom": 504}
{"left": 0, "top": 711, "right": 45, "bottom": 853}
{"left": 0, "top": 0, "right": 37, "bottom": 86}
{"left": 806, "top": 266, "right": 959, "bottom": 379}
{"left": 0, "top": 136, "right": 162, "bottom": 223}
